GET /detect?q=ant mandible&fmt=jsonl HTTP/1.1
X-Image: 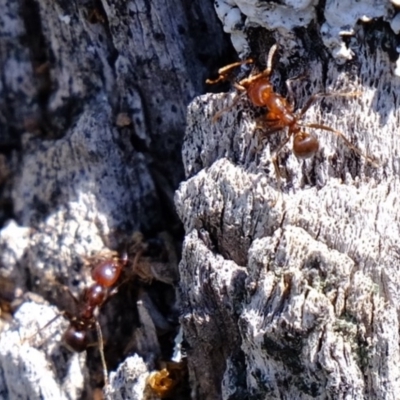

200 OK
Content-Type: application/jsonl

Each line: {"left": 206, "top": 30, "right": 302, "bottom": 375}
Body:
{"left": 207, "top": 44, "right": 376, "bottom": 178}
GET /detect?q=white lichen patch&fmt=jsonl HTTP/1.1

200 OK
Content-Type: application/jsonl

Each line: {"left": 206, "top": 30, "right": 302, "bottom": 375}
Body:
{"left": 105, "top": 355, "right": 151, "bottom": 400}
{"left": 322, "top": 0, "right": 391, "bottom": 62}
{"left": 214, "top": 0, "right": 317, "bottom": 55}
{"left": 214, "top": 0, "right": 400, "bottom": 64}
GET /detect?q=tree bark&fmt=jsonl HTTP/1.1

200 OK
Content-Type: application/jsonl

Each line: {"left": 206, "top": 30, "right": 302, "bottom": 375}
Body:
{"left": 174, "top": 1, "right": 400, "bottom": 400}
{"left": 0, "top": 0, "right": 231, "bottom": 398}
{"left": 1, "top": 0, "right": 400, "bottom": 400}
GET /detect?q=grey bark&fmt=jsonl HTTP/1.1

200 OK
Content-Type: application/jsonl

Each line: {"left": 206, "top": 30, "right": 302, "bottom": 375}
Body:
{"left": 1, "top": 0, "right": 399, "bottom": 400}
{"left": 174, "top": 2, "right": 400, "bottom": 400}
{"left": 0, "top": 0, "right": 230, "bottom": 399}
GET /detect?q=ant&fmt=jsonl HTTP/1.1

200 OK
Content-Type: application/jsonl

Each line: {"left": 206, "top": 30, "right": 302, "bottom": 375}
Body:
{"left": 22, "top": 232, "right": 177, "bottom": 392}
{"left": 62, "top": 232, "right": 160, "bottom": 351}
{"left": 62, "top": 254, "right": 128, "bottom": 354}
{"left": 20, "top": 253, "right": 127, "bottom": 387}
{"left": 207, "top": 44, "right": 376, "bottom": 179}
{"left": 54, "top": 232, "right": 174, "bottom": 385}
{"left": 57, "top": 252, "right": 129, "bottom": 386}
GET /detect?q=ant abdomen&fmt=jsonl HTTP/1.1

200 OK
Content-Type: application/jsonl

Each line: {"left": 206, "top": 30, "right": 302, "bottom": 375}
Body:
{"left": 63, "top": 324, "right": 89, "bottom": 353}
{"left": 293, "top": 132, "right": 319, "bottom": 159}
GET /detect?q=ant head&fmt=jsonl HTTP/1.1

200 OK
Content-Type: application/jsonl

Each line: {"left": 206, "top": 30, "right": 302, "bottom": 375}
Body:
{"left": 63, "top": 324, "right": 88, "bottom": 352}
{"left": 91, "top": 257, "right": 124, "bottom": 288}
{"left": 293, "top": 131, "right": 319, "bottom": 159}
{"left": 246, "top": 77, "right": 274, "bottom": 107}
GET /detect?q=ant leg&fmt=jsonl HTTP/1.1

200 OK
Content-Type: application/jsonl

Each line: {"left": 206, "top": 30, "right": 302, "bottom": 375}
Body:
{"left": 299, "top": 93, "right": 326, "bottom": 116}
{"left": 206, "top": 59, "right": 254, "bottom": 85}
{"left": 258, "top": 125, "right": 286, "bottom": 138}
{"left": 21, "top": 313, "right": 63, "bottom": 346}
{"left": 286, "top": 78, "right": 296, "bottom": 109}
{"left": 256, "top": 117, "right": 286, "bottom": 137}
{"left": 302, "top": 122, "right": 378, "bottom": 166}
{"left": 60, "top": 285, "right": 80, "bottom": 304}
{"left": 271, "top": 135, "right": 291, "bottom": 183}
{"left": 95, "top": 320, "right": 109, "bottom": 386}
{"left": 239, "top": 43, "right": 278, "bottom": 86}
{"left": 299, "top": 91, "right": 360, "bottom": 118}
{"left": 212, "top": 91, "right": 247, "bottom": 123}
{"left": 266, "top": 44, "right": 278, "bottom": 75}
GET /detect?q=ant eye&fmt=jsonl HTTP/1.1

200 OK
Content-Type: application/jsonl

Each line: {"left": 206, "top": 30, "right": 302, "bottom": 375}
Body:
{"left": 293, "top": 132, "right": 319, "bottom": 159}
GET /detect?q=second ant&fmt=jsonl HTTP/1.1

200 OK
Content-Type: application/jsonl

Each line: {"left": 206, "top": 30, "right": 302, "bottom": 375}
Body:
{"left": 30, "top": 232, "right": 179, "bottom": 390}
{"left": 207, "top": 44, "right": 376, "bottom": 179}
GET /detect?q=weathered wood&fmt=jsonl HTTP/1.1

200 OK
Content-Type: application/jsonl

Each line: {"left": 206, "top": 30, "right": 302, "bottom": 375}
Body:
{"left": 2, "top": 0, "right": 400, "bottom": 399}
{"left": 175, "top": 2, "right": 400, "bottom": 399}
{"left": 0, "top": 0, "right": 230, "bottom": 398}
{"left": 0, "top": 297, "right": 86, "bottom": 400}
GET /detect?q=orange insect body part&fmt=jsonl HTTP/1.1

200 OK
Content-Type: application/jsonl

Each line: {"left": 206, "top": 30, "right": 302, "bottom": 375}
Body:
{"left": 246, "top": 77, "right": 274, "bottom": 107}
{"left": 293, "top": 131, "right": 319, "bottom": 159}
{"left": 147, "top": 368, "right": 176, "bottom": 398}
{"left": 147, "top": 361, "right": 186, "bottom": 399}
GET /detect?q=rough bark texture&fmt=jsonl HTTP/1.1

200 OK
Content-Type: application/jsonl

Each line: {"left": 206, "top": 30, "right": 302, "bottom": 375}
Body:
{"left": 174, "top": 2, "right": 400, "bottom": 400}
{"left": 1, "top": 0, "right": 400, "bottom": 399}
{"left": 0, "top": 0, "right": 232, "bottom": 398}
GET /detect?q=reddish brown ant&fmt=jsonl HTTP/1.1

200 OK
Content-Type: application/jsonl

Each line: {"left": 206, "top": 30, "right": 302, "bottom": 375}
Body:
{"left": 21, "top": 251, "right": 130, "bottom": 386}
{"left": 207, "top": 44, "right": 376, "bottom": 178}
{"left": 54, "top": 252, "right": 128, "bottom": 385}
{"left": 23, "top": 232, "right": 177, "bottom": 390}
{"left": 62, "top": 232, "right": 162, "bottom": 354}
{"left": 62, "top": 253, "right": 128, "bottom": 354}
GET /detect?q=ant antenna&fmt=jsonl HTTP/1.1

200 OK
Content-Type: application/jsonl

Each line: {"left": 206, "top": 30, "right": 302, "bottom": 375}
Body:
{"left": 95, "top": 320, "right": 108, "bottom": 386}
{"left": 264, "top": 44, "right": 278, "bottom": 77}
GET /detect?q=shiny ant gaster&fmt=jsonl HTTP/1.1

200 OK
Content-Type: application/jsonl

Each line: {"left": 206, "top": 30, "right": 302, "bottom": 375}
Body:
{"left": 207, "top": 45, "right": 376, "bottom": 177}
